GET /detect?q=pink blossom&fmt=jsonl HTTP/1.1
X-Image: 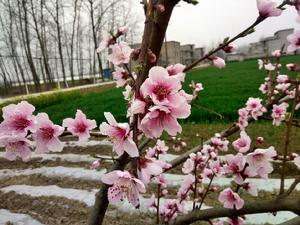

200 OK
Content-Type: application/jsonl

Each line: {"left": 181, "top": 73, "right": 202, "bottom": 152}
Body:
{"left": 117, "top": 26, "right": 128, "bottom": 35}
{"left": 211, "top": 57, "right": 226, "bottom": 69}
{"left": 246, "top": 146, "right": 277, "bottom": 179}
{"left": 228, "top": 217, "right": 245, "bottom": 225}
{"left": 222, "top": 44, "right": 235, "bottom": 53}
{"left": 113, "top": 67, "right": 129, "bottom": 87}
{"left": 123, "top": 85, "right": 132, "bottom": 101}
{"left": 137, "top": 157, "right": 163, "bottom": 184}
{"left": 238, "top": 108, "right": 249, "bottom": 118}
{"left": 287, "top": 30, "right": 300, "bottom": 53}
{"left": 232, "top": 131, "right": 251, "bottom": 153}
{"left": 127, "top": 98, "right": 146, "bottom": 117}
{"left": 99, "top": 112, "right": 138, "bottom": 157}
{"left": 107, "top": 42, "right": 132, "bottom": 66}
{"left": 195, "top": 83, "right": 204, "bottom": 92}
{"left": 277, "top": 74, "right": 290, "bottom": 83}
{"left": 286, "top": 63, "right": 298, "bottom": 71}
{"left": 63, "top": 110, "right": 97, "bottom": 142}
{"left": 271, "top": 103, "right": 289, "bottom": 126}
{"left": 291, "top": 0, "right": 300, "bottom": 12}
{"left": 256, "top": 0, "right": 282, "bottom": 18}
{"left": 256, "top": 136, "right": 264, "bottom": 145}
{"left": 96, "top": 33, "right": 113, "bottom": 52}
{"left": 154, "top": 3, "right": 165, "bottom": 13}
{"left": 264, "top": 63, "right": 275, "bottom": 71}
{"left": 224, "top": 153, "right": 246, "bottom": 184}
{"left": 258, "top": 59, "right": 264, "bottom": 70}
{"left": 245, "top": 97, "right": 266, "bottom": 120}
{"left": 90, "top": 160, "right": 101, "bottom": 169}
{"left": 140, "top": 101, "right": 190, "bottom": 138}
{"left": 218, "top": 188, "right": 244, "bottom": 210}
{"left": 141, "top": 66, "right": 182, "bottom": 105}
{"left": 160, "top": 199, "right": 184, "bottom": 222}
{"left": 0, "top": 133, "right": 33, "bottom": 161}
{"left": 146, "top": 194, "right": 156, "bottom": 208}
{"left": 179, "top": 90, "right": 194, "bottom": 103}
{"left": 272, "top": 49, "right": 281, "bottom": 57}
{"left": 201, "top": 144, "right": 218, "bottom": 159}
{"left": 275, "top": 83, "right": 290, "bottom": 92}
{"left": 166, "top": 63, "right": 186, "bottom": 82}
{"left": 182, "top": 157, "right": 194, "bottom": 174}
{"left": 146, "top": 139, "right": 169, "bottom": 157}
{"left": 211, "top": 135, "right": 229, "bottom": 151}
{"left": 177, "top": 174, "right": 195, "bottom": 199}
{"left": 237, "top": 117, "right": 248, "bottom": 130}
{"left": 243, "top": 182, "right": 258, "bottom": 196}
{"left": 259, "top": 83, "right": 268, "bottom": 94}
{"left": 0, "top": 101, "right": 36, "bottom": 135}
{"left": 209, "top": 160, "right": 224, "bottom": 176}
{"left": 182, "top": 152, "right": 207, "bottom": 174}
{"left": 33, "top": 113, "right": 64, "bottom": 153}
{"left": 294, "top": 156, "right": 300, "bottom": 169}
{"left": 155, "top": 159, "right": 171, "bottom": 170}
{"left": 101, "top": 170, "right": 146, "bottom": 208}
{"left": 153, "top": 174, "right": 168, "bottom": 187}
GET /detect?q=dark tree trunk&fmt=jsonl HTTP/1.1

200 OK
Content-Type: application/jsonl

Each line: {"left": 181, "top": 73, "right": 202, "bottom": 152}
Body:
{"left": 19, "top": 0, "right": 41, "bottom": 92}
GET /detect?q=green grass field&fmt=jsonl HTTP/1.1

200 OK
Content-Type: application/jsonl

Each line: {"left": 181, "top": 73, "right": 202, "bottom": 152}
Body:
{"left": 1, "top": 55, "right": 299, "bottom": 124}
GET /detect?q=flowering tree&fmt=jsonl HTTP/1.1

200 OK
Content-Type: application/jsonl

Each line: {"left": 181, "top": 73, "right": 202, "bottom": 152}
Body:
{"left": 1, "top": 0, "right": 300, "bottom": 225}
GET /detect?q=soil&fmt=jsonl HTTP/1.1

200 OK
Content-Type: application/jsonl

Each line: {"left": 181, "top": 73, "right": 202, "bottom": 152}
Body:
{"left": 0, "top": 191, "right": 155, "bottom": 225}
{"left": 55, "top": 144, "right": 113, "bottom": 156}
{"left": 0, "top": 158, "right": 89, "bottom": 170}
{"left": 0, "top": 174, "right": 101, "bottom": 190}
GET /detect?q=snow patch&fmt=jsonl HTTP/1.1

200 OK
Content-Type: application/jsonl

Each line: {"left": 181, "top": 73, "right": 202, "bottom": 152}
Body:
{"left": 0, "top": 166, "right": 106, "bottom": 181}
{"left": 0, "top": 209, "right": 44, "bottom": 225}
{"left": 0, "top": 185, "right": 297, "bottom": 224}
{"left": 65, "top": 139, "right": 112, "bottom": 147}
{"left": 0, "top": 166, "right": 298, "bottom": 192}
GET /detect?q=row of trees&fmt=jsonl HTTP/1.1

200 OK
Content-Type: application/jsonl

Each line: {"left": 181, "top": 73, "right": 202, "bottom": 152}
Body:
{"left": 0, "top": 0, "right": 140, "bottom": 95}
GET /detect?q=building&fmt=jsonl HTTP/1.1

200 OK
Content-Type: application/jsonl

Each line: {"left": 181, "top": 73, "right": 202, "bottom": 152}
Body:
{"left": 194, "top": 47, "right": 205, "bottom": 60}
{"left": 158, "top": 41, "right": 181, "bottom": 66}
{"left": 226, "top": 53, "right": 245, "bottom": 62}
{"left": 180, "top": 44, "right": 195, "bottom": 65}
{"left": 129, "top": 41, "right": 205, "bottom": 69}
{"left": 247, "top": 28, "right": 294, "bottom": 59}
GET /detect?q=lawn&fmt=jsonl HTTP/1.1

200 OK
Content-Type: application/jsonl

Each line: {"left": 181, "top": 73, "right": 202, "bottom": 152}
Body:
{"left": 0, "top": 54, "right": 299, "bottom": 124}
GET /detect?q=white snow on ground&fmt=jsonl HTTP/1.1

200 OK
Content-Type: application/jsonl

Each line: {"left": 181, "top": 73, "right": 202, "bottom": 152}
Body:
{"left": 161, "top": 174, "right": 300, "bottom": 192}
{"left": 0, "top": 152, "right": 98, "bottom": 163}
{"left": 0, "top": 166, "right": 299, "bottom": 192}
{"left": 0, "top": 209, "right": 44, "bottom": 225}
{"left": 0, "top": 152, "right": 176, "bottom": 163}
{"left": 64, "top": 139, "right": 112, "bottom": 147}
{"left": 0, "top": 166, "right": 106, "bottom": 181}
{"left": 0, "top": 185, "right": 297, "bottom": 224}
{"left": 0, "top": 185, "right": 206, "bottom": 212}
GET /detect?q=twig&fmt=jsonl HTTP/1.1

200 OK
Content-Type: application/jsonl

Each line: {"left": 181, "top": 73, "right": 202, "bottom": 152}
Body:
{"left": 198, "top": 174, "right": 214, "bottom": 210}
{"left": 280, "top": 82, "right": 299, "bottom": 194}
{"left": 279, "top": 176, "right": 300, "bottom": 198}
{"left": 171, "top": 196, "right": 300, "bottom": 225}
{"left": 183, "top": 0, "right": 289, "bottom": 73}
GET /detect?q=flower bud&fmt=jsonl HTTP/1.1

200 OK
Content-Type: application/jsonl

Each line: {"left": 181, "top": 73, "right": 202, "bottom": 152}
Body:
{"left": 154, "top": 4, "right": 165, "bottom": 13}
{"left": 131, "top": 48, "right": 141, "bottom": 61}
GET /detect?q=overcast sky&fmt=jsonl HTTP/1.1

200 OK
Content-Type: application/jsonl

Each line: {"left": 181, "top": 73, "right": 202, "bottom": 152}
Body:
{"left": 133, "top": 0, "right": 299, "bottom": 49}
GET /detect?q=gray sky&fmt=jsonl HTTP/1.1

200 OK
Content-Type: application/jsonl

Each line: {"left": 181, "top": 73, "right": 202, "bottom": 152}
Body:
{"left": 134, "top": 0, "right": 299, "bottom": 48}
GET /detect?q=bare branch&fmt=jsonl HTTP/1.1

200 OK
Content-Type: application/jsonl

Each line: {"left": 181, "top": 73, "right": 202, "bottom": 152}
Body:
{"left": 171, "top": 196, "right": 300, "bottom": 225}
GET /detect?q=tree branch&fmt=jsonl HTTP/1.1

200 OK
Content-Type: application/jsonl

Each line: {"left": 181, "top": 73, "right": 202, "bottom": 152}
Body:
{"left": 166, "top": 93, "right": 291, "bottom": 172}
{"left": 279, "top": 217, "right": 300, "bottom": 225}
{"left": 171, "top": 196, "right": 300, "bottom": 225}
{"left": 183, "top": 0, "right": 289, "bottom": 72}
